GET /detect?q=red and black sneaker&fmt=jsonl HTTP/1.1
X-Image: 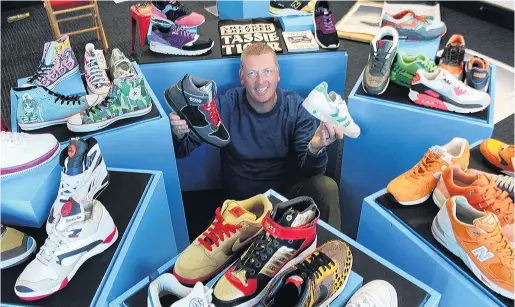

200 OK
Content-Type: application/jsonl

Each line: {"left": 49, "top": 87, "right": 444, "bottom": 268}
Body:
{"left": 212, "top": 196, "right": 319, "bottom": 307}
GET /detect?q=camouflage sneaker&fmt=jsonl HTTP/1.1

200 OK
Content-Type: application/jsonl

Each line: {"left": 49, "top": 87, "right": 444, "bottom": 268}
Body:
{"left": 67, "top": 75, "right": 152, "bottom": 132}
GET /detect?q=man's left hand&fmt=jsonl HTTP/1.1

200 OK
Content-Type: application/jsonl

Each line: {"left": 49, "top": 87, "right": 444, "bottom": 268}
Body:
{"left": 308, "top": 122, "right": 344, "bottom": 154}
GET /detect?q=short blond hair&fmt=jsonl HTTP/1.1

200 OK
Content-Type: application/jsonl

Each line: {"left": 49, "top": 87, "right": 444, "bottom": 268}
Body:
{"left": 240, "top": 43, "right": 278, "bottom": 69}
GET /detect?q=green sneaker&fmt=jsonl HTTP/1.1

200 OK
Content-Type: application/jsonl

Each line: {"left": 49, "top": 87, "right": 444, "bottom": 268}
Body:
{"left": 390, "top": 53, "right": 437, "bottom": 88}
{"left": 67, "top": 74, "right": 152, "bottom": 132}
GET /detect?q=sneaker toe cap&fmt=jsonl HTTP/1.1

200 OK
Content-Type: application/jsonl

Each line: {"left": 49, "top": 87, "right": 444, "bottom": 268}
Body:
{"left": 67, "top": 113, "right": 83, "bottom": 126}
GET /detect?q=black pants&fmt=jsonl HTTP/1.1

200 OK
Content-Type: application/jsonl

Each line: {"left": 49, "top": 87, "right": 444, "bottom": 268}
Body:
{"left": 276, "top": 175, "right": 341, "bottom": 230}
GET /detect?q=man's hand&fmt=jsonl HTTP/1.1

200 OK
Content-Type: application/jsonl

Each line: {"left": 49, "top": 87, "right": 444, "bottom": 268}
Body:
{"left": 169, "top": 112, "right": 190, "bottom": 139}
{"left": 308, "top": 122, "right": 344, "bottom": 154}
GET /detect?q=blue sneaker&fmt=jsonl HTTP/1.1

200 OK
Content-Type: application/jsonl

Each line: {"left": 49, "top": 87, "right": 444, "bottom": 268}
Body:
{"left": 465, "top": 56, "right": 490, "bottom": 92}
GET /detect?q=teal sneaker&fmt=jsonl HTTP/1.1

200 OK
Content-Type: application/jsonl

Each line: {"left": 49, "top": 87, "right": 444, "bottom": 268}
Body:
{"left": 390, "top": 53, "right": 437, "bottom": 88}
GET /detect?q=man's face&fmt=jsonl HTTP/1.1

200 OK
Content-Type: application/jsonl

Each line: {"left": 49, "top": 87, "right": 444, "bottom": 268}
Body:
{"left": 240, "top": 53, "right": 280, "bottom": 104}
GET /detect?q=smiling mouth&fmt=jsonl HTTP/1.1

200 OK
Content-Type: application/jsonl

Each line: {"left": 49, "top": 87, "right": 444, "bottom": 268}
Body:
{"left": 256, "top": 86, "right": 268, "bottom": 94}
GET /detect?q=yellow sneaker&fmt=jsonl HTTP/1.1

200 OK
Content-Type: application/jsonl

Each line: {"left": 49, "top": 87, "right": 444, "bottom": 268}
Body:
{"left": 0, "top": 225, "right": 37, "bottom": 270}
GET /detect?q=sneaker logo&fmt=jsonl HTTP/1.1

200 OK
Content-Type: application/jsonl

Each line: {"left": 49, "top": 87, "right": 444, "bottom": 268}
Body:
{"left": 189, "top": 298, "right": 204, "bottom": 307}
{"left": 232, "top": 237, "right": 253, "bottom": 253}
{"left": 61, "top": 201, "right": 73, "bottom": 217}
{"left": 471, "top": 246, "right": 494, "bottom": 262}
{"left": 291, "top": 0, "right": 302, "bottom": 9}
{"left": 68, "top": 229, "right": 82, "bottom": 238}
{"left": 454, "top": 86, "right": 466, "bottom": 96}
{"left": 499, "top": 153, "right": 509, "bottom": 166}
{"left": 68, "top": 144, "right": 76, "bottom": 158}
{"left": 261, "top": 246, "right": 295, "bottom": 277}
{"left": 229, "top": 207, "right": 246, "bottom": 218}
{"left": 264, "top": 221, "right": 276, "bottom": 234}
{"left": 129, "top": 87, "right": 141, "bottom": 100}
{"left": 189, "top": 97, "right": 202, "bottom": 104}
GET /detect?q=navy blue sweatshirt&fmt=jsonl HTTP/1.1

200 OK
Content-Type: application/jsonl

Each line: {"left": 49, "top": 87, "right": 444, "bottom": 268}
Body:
{"left": 173, "top": 86, "right": 327, "bottom": 199}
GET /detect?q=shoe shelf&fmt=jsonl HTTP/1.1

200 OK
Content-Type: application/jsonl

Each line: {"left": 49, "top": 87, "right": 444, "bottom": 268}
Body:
{"left": 356, "top": 141, "right": 512, "bottom": 307}
{"left": 1, "top": 169, "right": 179, "bottom": 307}
{"left": 339, "top": 66, "right": 496, "bottom": 238}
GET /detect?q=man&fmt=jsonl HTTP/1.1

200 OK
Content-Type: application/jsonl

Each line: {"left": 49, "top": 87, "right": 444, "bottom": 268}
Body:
{"left": 170, "top": 43, "right": 343, "bottom": 228}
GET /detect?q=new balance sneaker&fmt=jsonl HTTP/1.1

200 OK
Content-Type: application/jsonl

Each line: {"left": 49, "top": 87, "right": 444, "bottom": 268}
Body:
{"left": 148, "top": 273, "right": 214, "bottom": 307}
{"left": 13, "top": 86, "right": 102, "bottom": 131}
{"left": 465, "top": 56, "right": 490, "bottom": 92}
{"left": 467, "top": 169, "right": 515, "bottom": 198}
{"left": 150, "top": 23, "right": 214, "bottom": 56}
{"left": 15, "top": 198, "right": 118, "bottom": 300}
{"left": 269, "top": 0, "right": 316, "bottom": 16}
{"left": 1, "top": 225, "right": 37, "bottom": 270}
{"left": 22, "top": 35, "right": 79, "bottom": 90}
{"left": 212, "top": 196, "right": 319, "bottom": 307}
{"left": 84, "top": 43, "right": 111, "bottom": 96}
{"left": 432, "top": 196, "right": 514, "bottom": 299}
{"left": 109, "top": 48, "right": 136, "bottom": 80}
{"left": 387, "top": 137, "right": 470, "bottom": 205}
{"left": 173, "top": 195, "right": 273, "bottom": 285}
{"left": 480, "top": 138, "right": 514, "bottom": 175}
{"left": 151, "top": 0, "right": 205, "bottom": 28}
{"left": 47, "top": 138, "right": 109, "bottom": 234}
{"left": 165, "top": 74, "right": 229, "bottom": 147}
{"left": 1, "top": 132, "right": 59, "bottom": 178}
{"left": 439, "top": 34, "right": 466, "bottom": 79}
{"left": 346, "top": 280, "right": 398, "bottom": 307}
{"left": 302, "top": 82, "right": 360, "bottom": 138}
{"left": 409, "top": 68, "right": 491, "bottom": 113}
{"left": 362, "top": 26, "right": 399, "bottom": 95}
{"left": 258, "top": 240, "right": 352, "bottom": 307}
{"left": 390, "top": 52, "right": 437, "bottom": 88}
{"left": 67, "top": 74, "right": 152, "bottom": 132}
{"left": 381, "top": 10, "right": 446, "bottom": 41}
{"left": 313, "top": 1, "right": 339, "bottom": 50}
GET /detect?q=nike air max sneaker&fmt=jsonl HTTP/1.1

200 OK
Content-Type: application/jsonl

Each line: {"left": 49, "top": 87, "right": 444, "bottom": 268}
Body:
{"left": 148, "top": 273, "right": 214, "bottom": 307}
{"left": 0, "top": 225, "right": 37, "bottom": 270}
{"left": 362, "top": 26, "right": 399, "bottom": 95}
{"left": 269, "top": 0, "right": 316, "bottom": 16}
{"left": 390, "top": 53, "right": 437, "bottom": 88}
{"left": 465, "top": 57, "right": 490, "bottom": 92}
{"left": 151, "top": 0, "right": 205, "bottom": 28}
{"left": 173, "top": 195, "right": 273, "bottom": 286}
{"left": 84, "top": 43, "right": 111, "bottom": 96}
{"left": 381, "top": 10, "right": 446, "bottom": 41}
{"left": 439, "top": 34, "right": 465, "bottom": 79}
{"left": 480, "top": 138, "right": 514, "bottom": 175}
{"left": 1, "top": 132, "right": 59, "bottom": 178}
{"left": 409, "top": 68, "right": 491, "bottom": 113}
{"left": 302, "top": 82, "right": 360, "bottom": 138}
{"left": 258, "top": 240, "right": 352, "bottom": 307}
{"left": 313, "top": 1, "right": 339, "bottom": 50}
{"left": 150, "top": 23, "right": 214, "bottom": 56}
{"left": 109, "top": 48, "right": 136, "bottom": 80}
{"left": 15, "top": 198, "right": 118, "bottom": 301}
{"left": 165, "top": 74, "right": 229, "bottom": 147}
{"left": 346, "top": 280, "right": 398, "bottom": 307}
{"left": 212, "top": 196, "right": 319, "bottom": 307}
{"left": 387, "top": 137, "right": 470, "bottom": 205}
{"left": 47, "top": 137, "right": 109, "bottom": 234}
{"left": 432, "top": 196, "right": 514, "bottom": 299}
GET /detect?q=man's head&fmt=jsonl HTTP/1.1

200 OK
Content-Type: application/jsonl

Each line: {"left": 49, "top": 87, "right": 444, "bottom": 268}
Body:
{"left": 240, "top": 43, "right": 280, "bottom": 105}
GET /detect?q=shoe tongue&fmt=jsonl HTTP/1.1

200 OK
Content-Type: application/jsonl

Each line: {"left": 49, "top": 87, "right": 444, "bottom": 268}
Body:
{"left": 472, "top": 174, "right": 490, "bottom": 187}
{"left": 198, "top": 82, "right": 213, "bottom": 101}
{"left": 85, "top": 43, "right": 96, "bottom": 59}
{"left": 429, "top": 145, "right": 453, "bottom": 164}
{"left": 277, "top": 207, "right": 315, "bottom": 227}
{"left": 222, "top": 201, "right": 257, "bottom": 224}
{"left": 56, "top": 198, "right": 88, "bottom": 232}
{"left": 376, "top": 40, "right": 393, "bottom": 53}
{"left": 65, "top": 138, "right": 88, "bottom": 175}
{"left": 183, "top": 282, "right": 209, "bottom": 304}
{"left": 473, "top": 213, "right": 498, "bottom": 234}
{"left": 44, "top": 42, "right": 56, "bottom": 65}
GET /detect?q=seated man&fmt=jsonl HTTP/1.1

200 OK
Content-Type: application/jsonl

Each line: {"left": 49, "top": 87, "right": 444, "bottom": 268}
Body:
{"left": 170, "top": 43, "right": 343, "bottom": 229}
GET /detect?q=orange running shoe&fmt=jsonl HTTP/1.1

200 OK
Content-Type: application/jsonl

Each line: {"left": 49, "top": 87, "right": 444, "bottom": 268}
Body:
{"left": 387, "top": 137, "right": 470, "bottom": 205}
{"left": 432, "top": 196, "right": 514, "bottom": 299}
{"left": 439, "top": 34, "right": 465, "bottom": 79}
{"left": 480, "top": 138, "right": 514, "bottom": 175}
{"left": 433, "top": 165, "right": 514, "bottom": 244}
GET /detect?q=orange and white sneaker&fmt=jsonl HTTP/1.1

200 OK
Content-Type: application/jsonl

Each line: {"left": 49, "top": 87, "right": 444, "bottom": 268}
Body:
{"left": 387, "top": 137, "right": 470, "bottom": 205}
{"left": 433, "top": 165, "right": 514, "bottom": 244}
{"left": 432, "top": 196, "right": 514, "bottom": 299}
{"left": 480, "top": 138, "right": 514, "bottom": 175}
{"left": 173, "top": 195, "right": 273, "bottom": 286}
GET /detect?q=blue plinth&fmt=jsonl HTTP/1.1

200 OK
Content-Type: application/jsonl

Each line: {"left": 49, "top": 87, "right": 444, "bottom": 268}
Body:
{"left": 397, "top": 38, "right": 441, "bottom": 61}
{"left": 340, "top": 67, "right": 496, "bottom": 237}
{"left": 217, "top": 0, "right": 271, "bottom": 20}
{"left": 279, "top": 15, "right": 315, "bottom": 32}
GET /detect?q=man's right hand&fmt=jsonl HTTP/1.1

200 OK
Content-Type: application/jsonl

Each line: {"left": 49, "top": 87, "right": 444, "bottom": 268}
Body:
{"left": 169, "top": 112, "right": 190, "bottom": 139}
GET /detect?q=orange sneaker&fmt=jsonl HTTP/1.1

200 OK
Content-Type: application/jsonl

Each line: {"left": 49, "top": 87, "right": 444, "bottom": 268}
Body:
{"left": 480, "top": 138, "right": 514, "bottom": 175}
{"left": 387, "top": 137, "right": 470, "bottom": 205}
{"left": 432, "top": 196, "right": 514, "bottom": 299}
{"left": 433, "top": 165, "right": 514, "bottom": 244}
{"left": 439, "top": 34, "right": 465, "bottom": 79}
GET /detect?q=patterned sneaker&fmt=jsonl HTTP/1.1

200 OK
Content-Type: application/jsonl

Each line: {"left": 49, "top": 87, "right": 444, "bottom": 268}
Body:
{"left": 67, "top": 74, "right": 152, "bottom": 132}
{"left": 390, "top": 52, "right": 437, "bottom": 88}
{"left": 13, "top": 86, "right": 102, "bottom": 131}
{"left": 173, "top": 195, "right": 273, "bottom": 286}
{"left": 212, "top": 196, "right": 319, "bottom": 307}
{"left": 109, "top": 48, "right": 136, "bottom": 80}
{"left": 258, "top": 240, "right": 353, "bottom": 307}
{"left": 0, "top": 225, "right": 37, "bottom": 270}
{"left": 22, "top": 35, "right": 79, "bottom": 90}
{"left": 84, "top": 43, "right": 111, "bottom": 96}
{"left": 148, "top": 273, "right": 215, "bottom": 307}
{"left": 269, "top": 0, "right": 316, "bottom": 16}
{"left": 313, "top": 1, "right": 339, "bottom": 50}
{"left": 151, "top": 0, "right": 205, "bottom": 28}
{"left": 150, "top": 23, "right": 214, "bottom": 56}
{"left": 381, "top": 10, "right": 446, "bottom": 41}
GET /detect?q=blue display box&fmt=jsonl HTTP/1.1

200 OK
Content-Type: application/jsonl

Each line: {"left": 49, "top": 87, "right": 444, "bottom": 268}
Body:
{"left": 340, "top": 67, "right": 496, "bottom": 237}
{"left": 279, "top": 15, "right": 315, "bottom": 32}
{"left": 217, "top": 0, "right": 272, "bottom": 20}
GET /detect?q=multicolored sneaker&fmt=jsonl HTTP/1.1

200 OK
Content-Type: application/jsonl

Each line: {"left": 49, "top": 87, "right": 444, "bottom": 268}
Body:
{"left": 84, "top": 43, "right": 111, "bottom": 96}
{"left": 67, "top": 74, "right": 152, "bottom": 132}
{"left": 173, "top": 195, "right": 273, "bottom": 286}
{"left": 150, "top": 23, "right": 214, "bottom": 56}
{"left": 258, "top": 240, "right": 353, "bottom": 307}
{"left": 269, "top": 0, "right": 316, "bottom": 16}
{"left": 109, "top": 48, "right": 136, "bottom": 80}
{"left": 151, "top": 0, "right": 205, "bottom": 28}
{"left": 465, "top": 56, "right": 490, "bottom": 92}
{"left": 313, "top": 1, "right": 339, "bottom": 50}
{"left": 381, "top": 10, "right": 446, "bottom": 41}
{"left": 0, "top": 225, "right": 37, "bottom": 270}
{"left": 212, "top": 196, "right": 319, "bottom": 307}
{"left": 13, "top": 86, "right": 102, "bottom": 131}
{"left": 439, "top": 34, "right": 466, "bottom": 79}
{"left": 22, "top": 35, "right": 79, "bottom": 90}
{"left": 390, "top": 53, "right": 437, "bottom": 88}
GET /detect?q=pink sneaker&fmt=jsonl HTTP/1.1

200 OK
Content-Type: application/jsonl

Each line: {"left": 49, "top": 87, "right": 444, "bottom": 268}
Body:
{"left": 151, "top": 0, "right": 205, "bottom": 28}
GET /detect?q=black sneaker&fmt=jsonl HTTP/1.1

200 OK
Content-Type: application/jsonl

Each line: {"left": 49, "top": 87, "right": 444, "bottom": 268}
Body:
{"left": 439, "top": 34, "right": 466, "bottom": 80}
{"left": 151, "top": 0, "right": 205, "bottom": 28}
{"left": 269, "top": 0, "right": 315, "bottom": 16}
{"left": 314, "top": 1, "right": 339, "bottom": 50}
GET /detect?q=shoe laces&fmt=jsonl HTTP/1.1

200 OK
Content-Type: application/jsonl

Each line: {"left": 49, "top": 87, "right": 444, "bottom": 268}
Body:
{"left": 200, "top": 99, "right": 222, "bottom": 129}
{"left": 37, "top": 230, "right": 67, "bottom": 264}
{"left": 296, "top": 252, "right": 334, "bottom": 281}
{"left": 56, "top": 172, "right": 82, "bottom": 204}
{"left": 171, "top": 23, "right": 194, "bottom": 39}
{"left": 346, "top": 293, "right": 378, "bottom": 307}
{"left": 406, "top": 10, "right": 428, "bottom": 23}
{"left": 409, "top": 151, "right": 441, "bottom": 179}
{"left": 0, "top": 131, "right": 27, "bottom": 146}
{"left": 423, "top": 60, "right": 437, "bottom": 72}
{"left": 443, "top": 44, "right": 463, "bottom": 66}
{"left": 198, "top": 208, "right": 241, "bottom": 251}
{"left": 27, "top": 62, "right": 53, "bottom": 84}
{"left": 477, "top": 178, "right": 514, "bottom": 224}
{"left": 48, "top": 88, "right": 82, "bottom": 106}
{"left": 494, "top": 174, "right": 514, "bottom": 195}
{"left": 235, "top": 231, "right": 274, "bottom": 277}
{"left": 85, "top": 94, "right": 115, "bottom": 117}
{"left": 480, "top": 226, "right": 514, "bottom": 267}
{"left": 85, "top": 57, "right": 110, "bottom": 89}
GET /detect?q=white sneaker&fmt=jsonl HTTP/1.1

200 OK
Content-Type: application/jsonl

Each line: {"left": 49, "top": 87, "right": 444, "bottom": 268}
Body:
{"left": 1, "top": 132, "right": 59, "bottom": 178}
{"left": 84, "top": 43, "right": 111, "bottom": 96}
{"left": 15, "top": 198, "right": 118, "bottom": 300}
{"left": 47, "top": 137, "right": 109, "bottom": 234}
{"left": 147, "top": 273, "right": 214, "bottom": 307}
{"left": 346, "top": 280, "right": 398, "bottom": 307}
{"left": 302, "top": 81, "right": 361, "bottom": 138}
{"left": 109, "top": 48, "right": 136, "bottom": 80}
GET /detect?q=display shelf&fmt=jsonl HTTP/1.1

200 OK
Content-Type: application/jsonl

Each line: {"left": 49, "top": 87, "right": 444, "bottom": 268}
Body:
{"left": 340, "top": 67, "right": 496, "bottom": 237}
{"left": 217, "top": 0, "right": 271, "bottom": 20}
{"left": 279, "top": 14, "right": 315, "bottom": 32}
{"left": 1, "top": 169, "right": 178, "bottom": 307}
{"left": 357, "top": 141, "right": 513, "bottom": 306}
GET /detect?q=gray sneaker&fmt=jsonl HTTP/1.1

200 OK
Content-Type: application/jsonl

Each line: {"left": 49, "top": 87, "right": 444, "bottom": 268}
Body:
{"left": 164, "top": 74, "right": 229, "bottom": 147}
{"left": 109, "top": 48, "right": 135, "bottom": 80}
{"left": 362, "top": 26, "right": 399, "bottom": 96}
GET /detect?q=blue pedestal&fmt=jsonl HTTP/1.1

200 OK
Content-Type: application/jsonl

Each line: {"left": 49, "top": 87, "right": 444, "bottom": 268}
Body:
{"left": 397, "top": 38, "right": 441, "bottom": 61}
{"left": 217, "top": 0, "right": 271, "bottom": 20}
{"left": 340, "top": 67, "right": 496, "bottom": 237}
{"left": 280, "top": 15, "right": 315, "bottom": 32}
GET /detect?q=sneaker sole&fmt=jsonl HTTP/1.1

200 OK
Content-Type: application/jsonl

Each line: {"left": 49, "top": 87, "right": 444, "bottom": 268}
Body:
{"left": 149, "top": 41, "right": 214, "bottom": 56}
{"left": 67, "top": 105, "right": 152, "bottom": 132}
{"left": 409, "top": 89, "right": 489, "bottom": 114}
{"left": 19, "top": 116, "right": 70, "bottom": 131}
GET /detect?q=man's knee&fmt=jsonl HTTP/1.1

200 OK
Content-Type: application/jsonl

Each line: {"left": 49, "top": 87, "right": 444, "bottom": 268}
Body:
{"left": 308, "top": 175, "right": 339, "bottom": 197}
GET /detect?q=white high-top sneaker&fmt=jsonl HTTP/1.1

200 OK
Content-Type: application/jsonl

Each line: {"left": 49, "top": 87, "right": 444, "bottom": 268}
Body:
{"left": 147, "top": 273, "right": 214, "bottom": 307}
{"left": 84, "top": 43, "right": 111, "bottom": 96}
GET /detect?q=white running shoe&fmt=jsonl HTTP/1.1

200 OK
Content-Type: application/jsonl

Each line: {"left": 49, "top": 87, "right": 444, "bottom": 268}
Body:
{"left": 302, "top": 82, "right": 361, "bottom": 138}
{"left": 147, "top": 273, "right": 214, "bottom": 307}
{"left": 15, "top": 198, "right": 118, "bottom": 301}
{"left": 47, "top": 137, "right": 109, "bottom": 234}
{"left": 84, "top": 43, "right": 111, "bottom": 96}
{"left": 346, "top": 280, "right": 398, "bottom": 307}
